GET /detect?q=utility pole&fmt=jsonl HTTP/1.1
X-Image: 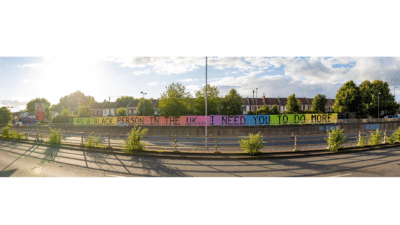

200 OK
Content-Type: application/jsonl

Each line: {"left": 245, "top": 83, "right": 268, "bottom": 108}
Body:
{"left": 140, "top": 91, "right": 147, "bottom": 117}
{"left": 378, "top": 92, "right": 381, "bottom": 118}
{"left": 205, "top": 57, "right": 208, "bottom": 150}
{"left": 256, "top": 88, "right": 258, "bottom": 125}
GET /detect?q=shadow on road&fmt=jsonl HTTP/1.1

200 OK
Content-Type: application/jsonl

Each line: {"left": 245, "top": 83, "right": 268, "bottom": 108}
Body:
{"left": 0, "top": 169, "right": 17, "bottom": 177}
{"left": 39, "top": 147, "right": 60, "bottom": 165}
{"left": 129, "top": 156, "right": 187, "bottom": 177}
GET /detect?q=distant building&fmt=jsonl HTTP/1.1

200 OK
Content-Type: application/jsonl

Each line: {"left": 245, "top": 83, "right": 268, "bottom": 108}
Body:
{"left": 242, "top": 96, "right": 335, "bottom": 114}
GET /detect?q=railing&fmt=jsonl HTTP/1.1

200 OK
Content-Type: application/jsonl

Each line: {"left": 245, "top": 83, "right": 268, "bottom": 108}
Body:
{"left": 2, "top": 126, "right": 395, "bottom": 153}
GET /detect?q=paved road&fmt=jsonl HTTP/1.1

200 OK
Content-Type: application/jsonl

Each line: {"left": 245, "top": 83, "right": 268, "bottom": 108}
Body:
{"left": 1, "top": 140, "right": 400, "bottom": 177}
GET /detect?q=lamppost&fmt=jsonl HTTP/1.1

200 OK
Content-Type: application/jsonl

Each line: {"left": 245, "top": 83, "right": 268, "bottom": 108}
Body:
{"left": 378, "top": 92, "right": 381, "bottom": 118}
{"left": 205, "top": 57, "right": 208, "bottom": 150}
{"left": 140, "top": 91, "right": 147, "bottom": 116}
{"left": 256, "top": 88, "right": 258, "bottom": 125}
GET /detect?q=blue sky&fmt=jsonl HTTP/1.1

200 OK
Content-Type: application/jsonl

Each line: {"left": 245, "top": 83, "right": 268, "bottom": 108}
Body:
{"left": 1, "top": 57, "right": 400, "bottom": 112}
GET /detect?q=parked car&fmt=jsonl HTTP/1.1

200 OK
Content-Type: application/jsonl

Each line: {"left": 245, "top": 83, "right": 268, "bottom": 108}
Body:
{"left": 15, "top": 122, "right": 23, "bottom": 126}
{"left": 117, "top": 122, "right": 130, "bottom": 127}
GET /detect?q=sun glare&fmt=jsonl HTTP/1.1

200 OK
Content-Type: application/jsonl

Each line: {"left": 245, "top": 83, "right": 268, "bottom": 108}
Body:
{"left": 38, "top": 57, "right": 105, "bottom": 102}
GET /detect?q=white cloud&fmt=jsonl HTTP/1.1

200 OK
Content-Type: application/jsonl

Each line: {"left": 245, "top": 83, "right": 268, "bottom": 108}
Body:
{"left": 133, "top": 69, "right": 150, "bottom": 75}
{"left": 147, "top": 82, "right": 160, "bottom": 87}
{"left": 17, "top": 63, "right": 42, "bottom": 68}
{"left": 177, "top": 78, "right": 199, "bottom": 82}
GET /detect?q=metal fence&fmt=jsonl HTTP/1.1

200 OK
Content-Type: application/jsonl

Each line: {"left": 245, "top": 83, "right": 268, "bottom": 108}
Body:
{"left": 2, "top": 126, "right": 395, "bottom": 153}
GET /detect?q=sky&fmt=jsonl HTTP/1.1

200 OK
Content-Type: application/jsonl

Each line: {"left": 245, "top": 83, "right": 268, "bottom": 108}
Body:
{"left": 1, "top": 57, "right": 400, "bottom": 112}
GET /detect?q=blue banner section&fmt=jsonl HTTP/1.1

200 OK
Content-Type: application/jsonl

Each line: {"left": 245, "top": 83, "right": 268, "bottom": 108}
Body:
{"left": 245, "top": 115, "right": 270, "bottom": 126}
{"left": 365, "top": 124, "right": 381, "bottom": 130}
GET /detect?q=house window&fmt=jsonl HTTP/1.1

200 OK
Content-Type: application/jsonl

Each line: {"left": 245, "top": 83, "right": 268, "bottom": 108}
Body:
{"left": 246, "top": 106, "right": 250, "bottom": 111}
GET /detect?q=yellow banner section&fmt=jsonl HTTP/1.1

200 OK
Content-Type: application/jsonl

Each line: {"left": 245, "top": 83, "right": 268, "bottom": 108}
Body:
{"left": 305, "top": 113, "right": 338, "bottom": 124}
{"left": 93, "top": 117, "right": 117, "bottom": 126}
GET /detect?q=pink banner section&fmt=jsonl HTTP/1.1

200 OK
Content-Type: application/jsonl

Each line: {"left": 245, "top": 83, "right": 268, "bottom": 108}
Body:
{"left": 211, "top": 115, "right": 247, "bottom": 126}
{"left": 186, "top": 116, "right": 211, "bottom": 126}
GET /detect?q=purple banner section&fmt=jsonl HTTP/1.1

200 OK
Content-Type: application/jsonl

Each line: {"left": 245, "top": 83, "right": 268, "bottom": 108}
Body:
{"left": 210, "top": 115, "right": 246, "bottom": 126}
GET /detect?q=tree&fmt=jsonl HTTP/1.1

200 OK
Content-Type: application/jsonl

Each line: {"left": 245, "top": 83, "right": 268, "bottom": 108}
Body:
{"left": 77, "top": 105, "right": 92, "bottom": 117}
{"left": 137, "top": 99, "right": 155, "bottom": 116}
{"left": 26, "top": 98, "right": 51, "bottom": 114}
{"left": 333, "top": 80, "right": 361, "bottom": 114}
{"left": 192, "top": 84, "right": 221, "bottom": 115}
{"left": 52, "top": 91, "right": 95, "bottom": 114}
{"left": 116, "top": 96, "right": 136, "bottom": 105}
{"left": 286, "top": 94, "right": 301, "bottom": 113}
{"left": 360, "top": 80, "right": 398, "bottom": 118}
{"left": 116, "top": 107, "right": 127, "bottom": 116}
{"left": 0, "top": 107, "right": 13, "bottom": 125}
{"left": 270, "top": 105, "right": 280, "bottom": 114}
{"left": 158, "top": 83, "right": 192, "bottom": 116}
{"left": 220, "top": 89, "right": 243, "bottom": 115}
{"left": 256, "top": 105, "right": 270, "bottom": 115}
{"left": 311, "top": 94, "right": 328, "bottom": 113}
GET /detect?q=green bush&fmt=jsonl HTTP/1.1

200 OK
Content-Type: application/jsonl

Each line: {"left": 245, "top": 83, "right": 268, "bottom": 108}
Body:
{"left": 391, "top": 127, "right": 400, "bottom": 142}
{"left": 368, "top": 129, "right": 383, "bottom": 146}
{"left": 358, "top": 136, "right": 367, "bottom": 147}
{"left": 325, "top": 127, "right": 347, "bottom": 152}
{"left": 388, "top": 133, "right": 395, "bottom": 145}
{"left": 84, "top": 132, "right": 106, "bottom": 148}
{"left": 239, "top": 132, "right": 264, "bottom": 155}
{"left": 48, "top": 128, "right": 62, "bottom": 145}
{"left": 1, "top": 126, "right": 10, "bottom": 138}
{"left": 124, "top": 125, "right": 148, "bottom": 153}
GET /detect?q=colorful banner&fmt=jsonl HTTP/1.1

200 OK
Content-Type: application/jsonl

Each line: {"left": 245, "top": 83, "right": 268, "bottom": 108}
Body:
{"left": 72, "top": 113, "right": 338, "bottom": 126}
{"left": 94, "top": 117, "right": 117, "bottom": 126}
{"left": 246, "top": 115, "right": 270, "bottom": 126}
{"left": 270, "top": 114, "right": 306, "bottom": 125}
{"left": 73, "top": 118, "right": 94, "bottom": 125}
{"left": 305, "top": 113, "right": 338, "bottom": 124}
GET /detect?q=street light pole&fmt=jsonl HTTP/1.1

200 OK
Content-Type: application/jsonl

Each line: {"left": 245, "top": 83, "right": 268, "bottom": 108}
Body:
{"left": 140, "top": 91, "right": 147, "bottom": 116}
{"left": 378, "top": 92, "right": 381, "bottom": 118}
{"left": 256, "top": 88, "right": 258, "bottom": 125}
{"left": 205, "top": 57, "right": 208, "bottom": 150}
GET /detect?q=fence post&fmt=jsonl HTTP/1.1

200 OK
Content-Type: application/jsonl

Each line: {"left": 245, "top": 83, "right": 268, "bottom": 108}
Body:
{"left": 327, "top": 132, "right": 331, "bottom": 150}
{"left": 384, "top": 129, "right": 387, "bottom": 144}
{"left": 81, "top": 132, "right": 83, "bottom": 146}
{"left": 293, "top": 135, "right": 298, "bottom": 151}
{"left": 108, "top": 134, "right": 110, "bottom": 148}
{"left": 174, "top": 135, "right": 177, "bottom": 152}
{"left": 359, "top": 130, "right": 361, "bottom": 146}
{"left": 214, "top": 136, "right": 218, "bottom": 153}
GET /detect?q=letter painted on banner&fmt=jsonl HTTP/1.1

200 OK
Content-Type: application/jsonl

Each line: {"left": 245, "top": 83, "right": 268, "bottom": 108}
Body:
{"left": 73, "top": 118, "right": 94, "bottom": 125}
{"left": 245, "top": 115, "right": 270, "bottom": 126}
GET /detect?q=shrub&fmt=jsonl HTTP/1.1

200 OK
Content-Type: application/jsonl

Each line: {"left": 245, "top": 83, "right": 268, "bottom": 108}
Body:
{"left": 124, "top": 125, "right": 148, "bottom": 153}
{"left": 84, "top": 132, "right": 106, "bottom": 148}
{"left": 388, "top": 133, "right": 395, "bottom": 145}
{"left": 325, "top": 127, "right": 346, "bottom": 152}
{"left": 358, "top": 136, "right": 367, "bottom": 147}
{"left": 368, "top": 129, "right": 383, "bottom": 146}
{"left": 48, "top": 128, "right": 62, "bottom": 145}
{"left": 391, "top": 127, "right": 400, "bottom": 142}
{"left": 1, "top": 126, "right": 10, "bottom": 138}
{"left": 239, "top": 132, "right": 264, "bottom": 155}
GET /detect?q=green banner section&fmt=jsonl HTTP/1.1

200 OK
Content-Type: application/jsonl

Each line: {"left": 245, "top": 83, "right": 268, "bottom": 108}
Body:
{"left": 270, "top": 114, "right": 306, "bottom": 125}
{"left": 73, "top": 118, "right": 94, "bottom": 125}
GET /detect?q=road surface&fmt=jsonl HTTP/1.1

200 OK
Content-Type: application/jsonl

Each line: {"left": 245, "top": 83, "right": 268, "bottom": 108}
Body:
{"left": 1, "top": 140, "right": 400, "bottom": 177}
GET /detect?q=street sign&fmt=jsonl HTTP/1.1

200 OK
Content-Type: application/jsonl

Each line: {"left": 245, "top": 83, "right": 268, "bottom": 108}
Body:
{"left": 35, "top": 103, "right": 46, "bottom": 121}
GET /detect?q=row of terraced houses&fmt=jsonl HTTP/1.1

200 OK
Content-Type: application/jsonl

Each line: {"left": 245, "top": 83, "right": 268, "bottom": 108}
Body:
{"left": 88, "top": 96, "right": 335, "bottom": 117}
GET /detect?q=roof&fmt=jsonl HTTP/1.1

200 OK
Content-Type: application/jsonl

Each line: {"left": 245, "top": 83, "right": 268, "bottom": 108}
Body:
{"left": 127, "top": 99, "right": 159, "bottom": 108}
{"left": 104, "top": 102, "right": 119, "bottom": 109}
{"left": 91, "top": 102, "right": 106, "bottom": 109}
